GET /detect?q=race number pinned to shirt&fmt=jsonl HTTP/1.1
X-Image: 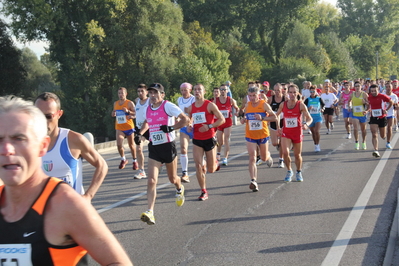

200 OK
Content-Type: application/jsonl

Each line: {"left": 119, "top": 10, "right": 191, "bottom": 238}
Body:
{"left": 249, "top": 120, "right": 262, "bottom": 130}
{"left": 309, "top": 105, "right": 319, "bottom": 114}
{"left": 0, "top": 243, "right": 33, "bottom": 266}
{"left": 220, "top": 110, "right": 229, "bottom": 118}
{"left": 150, "top": 131, "right": 167, "bottom": 145}
{"left": 115, "top": 110, "right": 127, "bottom": 124}
{"left": 284, "top": 117, "right": 298, "bottom": 128}
{"left": 371, "top": 109, "right": 382, "bottom": 117}
{"left": 354, "top": 105, "right": 363, "bottom": 113}
{"left": 193, "top": 112, "right": 206, "bottom": 124}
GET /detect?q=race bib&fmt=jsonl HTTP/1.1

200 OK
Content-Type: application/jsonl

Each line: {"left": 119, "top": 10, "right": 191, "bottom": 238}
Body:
{"left": 284, "top": 117, "right": 298, "bottom": 128}
{"left": 249, "top": 120, "right": 262, "bottom": 130}
{"left": 0, "top": 244, "right": 32, "bottom": 265}
{"left": 344, "top": 103, "right": 349, "bottom": 109}
{"left": 353, "top": 105, "right": 363, "bottom": 113}
{"left": 150, "top": 131, "right": 167, "bottom": 146}
{"left": 115, "top": 110, "right": 127, "bottom": 124}
{"left": 371, "top": 109, "right": 382, "bottom": 117}
{"left": 309, "top": 105, "right": 319, "bottom": 114}
{"left": 220, "top": 110, "right": 229, "bottom": 118}
{"left": 192, "top": 112, "right": 206, "bottom": 124}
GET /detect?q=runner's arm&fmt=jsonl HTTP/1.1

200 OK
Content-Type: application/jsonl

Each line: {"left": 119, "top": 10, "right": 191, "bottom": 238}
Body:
{"left": 69, "top": 131, "right": 108, "bottom": 202}
{"left": 208, "top": 102, "right": 225, "bottom": 128}
{"left": 262, "top": 102, "right": 277, "bottom": 122}
{"left": 300, "top": 102, "right": 313, "bottom": 127}
{"left": 46, "top": 184, "right": 133, "bottom": 265}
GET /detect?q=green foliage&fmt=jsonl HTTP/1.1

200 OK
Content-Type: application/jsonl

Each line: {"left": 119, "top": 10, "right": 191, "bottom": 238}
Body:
{"left": 170, "top": 54, "right": 213, "bottom": 96}
{"left": 272, "top": 57, "right": 322, "bottom": 86}
{"left": 20, "top": 48, "right": 59, "bottom": 98}
{"left": 282, "top": 21, "right": 331, "bottom": 73}
{"left": 312, "top": 2, "right": 341, "bottom": 36}
{"left": 193, "top": 44, "right": 231, "bottom": 88}
{"left": 317, "top": 32, "right": 356, "bottom": 80}
{"left": 0, "top": 19, "right": 26, "bottom": 96}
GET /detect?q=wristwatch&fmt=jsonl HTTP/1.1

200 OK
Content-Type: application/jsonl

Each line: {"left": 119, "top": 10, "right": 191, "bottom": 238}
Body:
{"left": 208, "top": 124, "right": 214, "bottom": 129}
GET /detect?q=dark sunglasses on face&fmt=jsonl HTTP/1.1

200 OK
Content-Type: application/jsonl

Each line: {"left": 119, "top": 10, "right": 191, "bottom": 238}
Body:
{"left": 44, "top": 112, "right": 58, "bottom": 120}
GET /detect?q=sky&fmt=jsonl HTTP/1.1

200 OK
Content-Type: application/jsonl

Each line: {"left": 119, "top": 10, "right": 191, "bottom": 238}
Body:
{"left": 12, "top": 0, "right": 338, "bottom": 58}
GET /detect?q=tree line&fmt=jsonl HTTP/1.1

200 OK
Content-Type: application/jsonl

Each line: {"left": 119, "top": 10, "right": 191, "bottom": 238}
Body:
{"left": 1, "top": 0, "right": 399, "bottom": 140}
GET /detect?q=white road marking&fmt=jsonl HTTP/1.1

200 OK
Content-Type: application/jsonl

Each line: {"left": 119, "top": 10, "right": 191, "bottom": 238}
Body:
{"left": 321, "top": 132, "right": 399, "bottom": 266}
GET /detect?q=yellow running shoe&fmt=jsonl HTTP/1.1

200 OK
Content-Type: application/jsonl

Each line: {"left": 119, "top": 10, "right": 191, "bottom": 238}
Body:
{"left": 141, "top": 211, "right": 155, "bottom": 225}
{"left": 176, "top": 185, "right": 185, "bottom": 207}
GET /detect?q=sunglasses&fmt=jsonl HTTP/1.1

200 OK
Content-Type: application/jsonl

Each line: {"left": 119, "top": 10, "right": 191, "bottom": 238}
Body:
{"left": 44, "top": 111, "right": 59, "bottom": 120}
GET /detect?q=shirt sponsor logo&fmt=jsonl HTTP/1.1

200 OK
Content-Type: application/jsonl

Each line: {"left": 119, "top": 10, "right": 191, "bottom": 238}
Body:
{"left": 42, "top": 161, "right": 53, "bottom": 172}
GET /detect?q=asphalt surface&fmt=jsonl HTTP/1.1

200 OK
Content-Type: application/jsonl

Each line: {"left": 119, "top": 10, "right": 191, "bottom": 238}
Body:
{"left": 82, "top": 117, "right": 399, "bottom": 266}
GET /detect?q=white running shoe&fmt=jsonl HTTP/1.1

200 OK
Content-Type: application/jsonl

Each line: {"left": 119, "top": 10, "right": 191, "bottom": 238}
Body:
{"left": 314, "top": 144, "right": 320, "bottom": 152}
{"left": 134, "top": 169, "right": 147, "bottom": 179}
{"left": 266, "top": 157, "right": 273, "bottom": 168}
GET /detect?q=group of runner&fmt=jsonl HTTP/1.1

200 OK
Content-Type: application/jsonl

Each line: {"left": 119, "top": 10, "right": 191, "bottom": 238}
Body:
{"left": 302, "top": 78, "right": 397, "bottom": 158}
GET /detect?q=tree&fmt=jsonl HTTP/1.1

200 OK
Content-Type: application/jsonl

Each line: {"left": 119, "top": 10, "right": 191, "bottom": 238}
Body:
{"left": 338, "top": 0, "right": 399, "bottom": 39}
{"left": 178, "top": 0, "right": 317, "bottom": 65}
{"left": 20, "top": 48, "right": 59, "bottom": 98}
{"left": 282, "top": 21, "right": 331, "bottom": 74}
{"left": 3, "top": 0, "right": 192, "bottom": 139}
{"left": 317, "top": 32, "right": 357, "bottom": 80}
{"left": 0, "top": 19, "right": 26, "bottom": 96}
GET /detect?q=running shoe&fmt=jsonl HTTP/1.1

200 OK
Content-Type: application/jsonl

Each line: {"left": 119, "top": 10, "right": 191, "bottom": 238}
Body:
{"left": 216, "top": 152, "right": 221, "bottom": 161}
{"left": 314, "top": 144, "right": 320, "bottom": 152}
{"left": 284, "top": 170, "right": 293, "bottom": 182}
{"left": 249, "top": 180, "right": 259, "bottom": 192}
{"left": 215, "top": 160, "right": 220, "bottom": 171}
{"left": 278, "top": 159, "right": 285, "bottom": 168}
{"left": 395, "top": 126, "right": 398, "bottom": 132}
{"left": 198, "top": 191, "right": 208, "bottom": 201}
{"left": 331, "top": 123, "right": 334, "bottom": 129}
{"left": 326, "top": 129, "right": 330, "bottom": 135}
{"left": 132, "top": 161, "right": 139, "bottom": 170}
{"left": 362, "top": 143, "right": 367, "bottom": 150}
{"left": 134, "top": 169, "right": 146, "bottom": 179}
{"left": 386, "top": 143, "right": 393, "bottom": 149}
{"left": 119, "top": 159, "right": 128, "bottom": 169}
{"left": 346, "top": 133, "right": 352, "bottom": 139}
{"left": 308, "top": 130, "right": 312, "bottom": 135}
{"left": 256, "top": 158, "right": 263, "bottom": 166}
{"left": 354, "top": 142, "right": 359, "bottom": 150}
{"left": 296, "top": 171, "right": 303, "bottom": 182}
{"left": 176, "top": 185, "right": 185, "bottom": 207}
{"left": 141, "top": 210, "right": 155, "bottom": 225}
{"left": 181, "top": 173, "right": 190, "bottom": 183}
{"left": 222, "top": 158, "right": 228, "bottom": 166}
{"left": 372, "top": 151, "right": 381, "bottom": 158}
{"left": 266, "top": 157, "right": 273, "bottom": 168}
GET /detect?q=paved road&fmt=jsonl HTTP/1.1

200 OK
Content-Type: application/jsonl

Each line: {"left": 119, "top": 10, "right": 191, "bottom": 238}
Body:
{"left": 83, "top": 118, "right": 399, "bottom": 265}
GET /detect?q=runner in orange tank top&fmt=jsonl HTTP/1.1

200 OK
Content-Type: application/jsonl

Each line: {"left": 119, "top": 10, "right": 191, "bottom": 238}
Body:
{"left": 241, "top": 86, "right": 276, "bottom": 192}
{"left": 111, "top": 87, "right": 138, "bottom": 170}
